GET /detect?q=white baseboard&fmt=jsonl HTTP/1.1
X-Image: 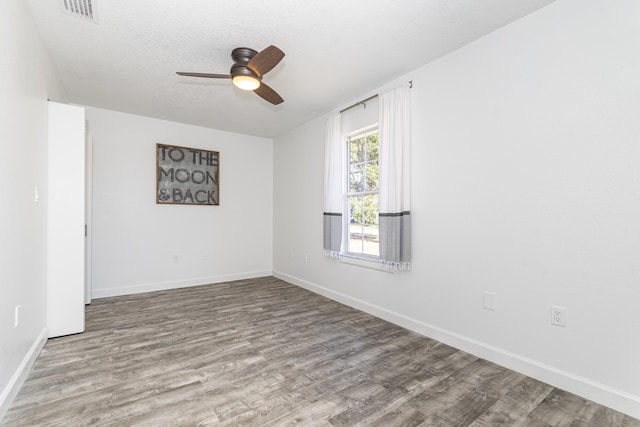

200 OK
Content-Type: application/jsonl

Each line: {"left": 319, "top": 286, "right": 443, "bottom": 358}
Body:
{"left": 92, "top": 270, "right": 273, "bottom": 299}
{"left": 273, "top": 270, "right": 640, "bottom": 420}
{"left": 0, "top": 328, "right": 48, "bottom": 422}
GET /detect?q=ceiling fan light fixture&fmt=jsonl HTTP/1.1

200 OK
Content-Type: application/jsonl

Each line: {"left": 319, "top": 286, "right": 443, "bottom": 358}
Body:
{"left": 232, "top": 75, "right": 260, "bottom": 91}
{"left": 177, "top": 45, "right": 284, "bottom": 104}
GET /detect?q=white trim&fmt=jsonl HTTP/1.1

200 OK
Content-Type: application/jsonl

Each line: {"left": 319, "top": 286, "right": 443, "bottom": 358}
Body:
{"left": 0, "top": 328, "right": 48, "bottom": 421}
{"left": 339, "top": 254, "right": 393, "bottom": 273}
{"left": 272, "top": 270, "right": 640, "bottom": 420}
{"left": 346, "top": 123, "right": 379, "bottom": 138}
{"left": 92, "top": 270, "right": 273, "bottom": 299}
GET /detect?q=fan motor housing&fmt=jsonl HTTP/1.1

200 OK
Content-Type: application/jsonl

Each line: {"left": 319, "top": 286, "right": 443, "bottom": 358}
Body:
{"left": 230, "top": 47, "right": 260, "bottom": 80}
{"left": 231, "top": 47, "right": 258, "bottom": 65}
{"left": 230, "top": 64, "right": 261, "bottom": 81}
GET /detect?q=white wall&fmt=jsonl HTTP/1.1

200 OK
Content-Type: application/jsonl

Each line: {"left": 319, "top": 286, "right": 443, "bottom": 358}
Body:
{"left": 273, "top": 0, "right": 640, "bottom": 418}
{"left": 85, "top": 107, "right": 273, "bottom": 298}
{"left": 0, "top": 0, "right": 67, "bottom": 417}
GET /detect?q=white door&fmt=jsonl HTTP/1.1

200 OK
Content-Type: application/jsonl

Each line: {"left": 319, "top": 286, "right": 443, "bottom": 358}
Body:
{"left": 85, "top": 135, "right": 93, "bottom": 304}
{"left": 47, "top": 102, "right": 86, "bottom": 337}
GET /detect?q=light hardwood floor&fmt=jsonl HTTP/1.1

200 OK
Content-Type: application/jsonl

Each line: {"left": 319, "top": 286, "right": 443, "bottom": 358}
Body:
{"left": 3, "top": 277, "right": 638, "bottom": 426}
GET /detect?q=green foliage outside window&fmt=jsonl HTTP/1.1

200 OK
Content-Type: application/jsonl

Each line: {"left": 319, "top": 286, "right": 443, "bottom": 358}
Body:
{"left": 349, "top": 194, "right": 379, "bottom": 225}
{"left": 348, "top": 131, "right": 379, "bottom": 225}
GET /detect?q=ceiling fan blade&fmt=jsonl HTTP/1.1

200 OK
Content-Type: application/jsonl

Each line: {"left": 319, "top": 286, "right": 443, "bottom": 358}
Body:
{"left": 176, "top": 72, "right": 231, "bottom": 79}
{"left": 254, "top": 82, "right": 284, "bottom": 105}
{"left": 247, "top": 45, "right": 285, "bottom": 77}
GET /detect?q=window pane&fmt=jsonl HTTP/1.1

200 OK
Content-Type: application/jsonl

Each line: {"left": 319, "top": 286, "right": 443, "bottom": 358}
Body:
{"left": 349, "top": 136, "right": 365, "bottom": 165}
{"left": 346, "top": 129, "right": 379, "bottom": 258}
{"left": 365, "top": 159, "right": 378, "bottom": 192}
{"left": 348, "top": 196, "right": 364, "bottom": 254}
{"left": 363, "top": 194, "right": 379, "bottom": 226}
{"left": 362, "top": 194, "right": 379, "bottom": 257}
{"left": 349, "top": 164, "right": 364, "bottom": 193}
{"left": 366, "top": 132, "right": 378, "bottom": 163}
{"left": 347, "top": 194, "right": 379, "bottom": 257}
{"left": 365, "top": 131, "right": 378, "bottom": 191}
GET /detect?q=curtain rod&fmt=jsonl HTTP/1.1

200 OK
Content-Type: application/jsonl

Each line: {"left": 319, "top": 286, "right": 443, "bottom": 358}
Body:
{"left": 339, "top": 80, "right": 413, "bottom": 114}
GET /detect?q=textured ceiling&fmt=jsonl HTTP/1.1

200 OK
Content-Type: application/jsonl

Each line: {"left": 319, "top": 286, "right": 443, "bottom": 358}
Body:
{"left": 27, "top": 0, "right": 555, "bottom": 138}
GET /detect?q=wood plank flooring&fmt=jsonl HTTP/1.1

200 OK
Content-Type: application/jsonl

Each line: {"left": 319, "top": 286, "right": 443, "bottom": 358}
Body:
{"left": 3, "top": 276, "right": 638, "bottom": 426}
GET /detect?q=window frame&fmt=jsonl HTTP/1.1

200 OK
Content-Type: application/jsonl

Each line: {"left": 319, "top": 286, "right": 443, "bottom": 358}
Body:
{"left": 342, "top": 125, "right": 381, "bottom": 263}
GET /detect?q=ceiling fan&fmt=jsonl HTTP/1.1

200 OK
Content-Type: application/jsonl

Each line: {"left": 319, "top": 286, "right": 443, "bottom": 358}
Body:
{"left": 177, "top": 45, "right": 285, "bottom": 105}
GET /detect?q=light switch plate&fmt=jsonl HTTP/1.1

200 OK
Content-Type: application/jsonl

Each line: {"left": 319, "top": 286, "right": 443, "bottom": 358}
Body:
{"left": 483, "top": 291, "right": 496, "bottom": 311}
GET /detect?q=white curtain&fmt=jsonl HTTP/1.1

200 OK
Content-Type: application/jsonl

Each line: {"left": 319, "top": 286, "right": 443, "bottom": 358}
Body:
{"left": 378, "top": 85, "right": 411, "bottom": 270}
{"left": 323, "top": 113, "right": 343, "bottom": 257}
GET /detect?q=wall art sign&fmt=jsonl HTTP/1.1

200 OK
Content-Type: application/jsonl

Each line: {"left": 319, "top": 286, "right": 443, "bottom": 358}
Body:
{"left": 156, "top": 143, "right": 219, "bottom": 205}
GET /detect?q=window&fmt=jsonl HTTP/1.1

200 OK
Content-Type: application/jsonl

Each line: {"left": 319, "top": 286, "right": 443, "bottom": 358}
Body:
{"left": 325, "top": 85, "right": 410, "bottom": 270}
{"left": 345, "top": 127, "right": 379, "bottom": 258}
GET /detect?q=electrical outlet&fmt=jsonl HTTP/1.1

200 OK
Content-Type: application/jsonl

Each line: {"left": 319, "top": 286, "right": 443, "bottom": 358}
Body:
{"left": 304, "top": 253, "right": 308, "bottom": 264}
{"left": 290, "top": 250, "right": 294, "bottom": 261}
{"left": 551, "top": 306, "right": 566, "bottom": 327}
{"left": 173, "top": 255, "right": 179, "bottom": 263}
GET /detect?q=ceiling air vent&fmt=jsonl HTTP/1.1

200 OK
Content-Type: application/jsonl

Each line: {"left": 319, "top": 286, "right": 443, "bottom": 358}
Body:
{"left": 59, "top": 0, "right": 98, "bottom": 23}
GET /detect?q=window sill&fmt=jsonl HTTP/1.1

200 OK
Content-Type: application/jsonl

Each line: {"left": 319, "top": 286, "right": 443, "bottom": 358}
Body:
{"left": 339, "top": 254, "right": 394, "bottom": 273}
